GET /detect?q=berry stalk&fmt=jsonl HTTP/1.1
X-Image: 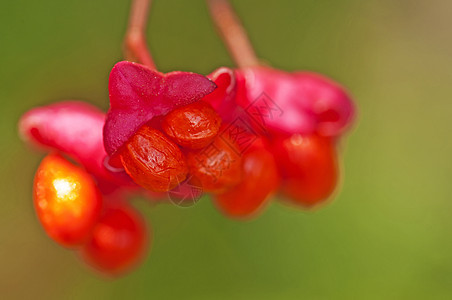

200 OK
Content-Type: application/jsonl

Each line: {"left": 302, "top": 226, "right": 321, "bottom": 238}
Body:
{"left": 124, "top": 0, "right": 156, "bottom": 69}
{"left": 206, "top": 0, "right": 259, "bottom": 68}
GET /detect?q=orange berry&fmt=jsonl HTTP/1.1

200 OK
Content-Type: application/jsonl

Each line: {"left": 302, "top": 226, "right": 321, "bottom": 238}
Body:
{"left": 162, "top": 102, "right": 222, "bottom": 149}
{"left": 274, "top": 134, "right": 338, "bottom": 207}
{"left": 186, "top": 135, "right": 241, "bottom": 193}
{"left": 81, "top": 204, "right": 149, "bottom": 275}
{"left": 33, "top": 154, "right": 102, "bottom": 247}
{"left": 120, "top": 125, "right": 188, "bottom": 192}
{"left": 215, "top": 145, "right": 279, "bottom": 218}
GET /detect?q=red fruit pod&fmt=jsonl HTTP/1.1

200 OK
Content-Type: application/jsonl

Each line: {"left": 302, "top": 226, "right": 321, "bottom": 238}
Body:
{"left": 215, "top": 142, "right": 279, "bottom": 218}
{"left": 162, "top": 101, "right": 222, "bottom": 149}
{"left": 120, "top": 125, "right": 188, "bottom": 192}
{"left": 186, "top": 135, "right": 242, "bottom": 193}
{"left": 81, "top": 203, "right": 149, "bottom": 275}
{"left": 33, "top": 153, "right": 102, "bottom": 247}
{"left": 235, "top": 66, "right": 355, "bottom": 137}
{"left": 273, "top": 134, "right": 339, "bottom": 208}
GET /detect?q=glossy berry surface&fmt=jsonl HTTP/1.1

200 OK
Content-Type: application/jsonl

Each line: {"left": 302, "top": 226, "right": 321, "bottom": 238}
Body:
{"left": 81, "top": 204, "right": 149, "bottom": 275}
{"left": 162, "top": 101, "right": 222, "bottom": 149}
{"left": 120, "top": 125, "right": 188, "bottom": 192}
{"left": 273, "top": 134, "right": 338, "bottom": 207}
{"left": 33, "top": 154, "right": 101, "bottom": 247}
{"left": 186, "top": 135, "right": 242, "bottom": 193}
{"left": 215, "top": 145, "right": 279, "bottom": 218}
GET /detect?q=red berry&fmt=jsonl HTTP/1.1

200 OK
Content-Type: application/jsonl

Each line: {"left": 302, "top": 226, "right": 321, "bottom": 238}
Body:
{"left": 120, "top": 125, "right": 188, "bottom": 192}
{"left": 186, "top": 135, "right": 242, "bottom": 193}
{"left": 33, "top": 154, "right": 102, "bottom": 247}
{"left": 215, "top": 145, "right": 279, "bottom": 218}
{"left": 81, "top": 204, "right": 149, "bottom": 275}
{"left": 162, "top": 101, "right": 222, "bottom": 149}
{"left": 273, "top": 134, "right": 338, "bottom": 207}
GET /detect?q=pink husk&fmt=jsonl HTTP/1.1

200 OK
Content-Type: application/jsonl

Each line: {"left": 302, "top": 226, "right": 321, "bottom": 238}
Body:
{"left": 235, "top": 66, "right": 355, "bottom": 137}
{"left": 19, "top": 101, "right": 133, "bottom": 187}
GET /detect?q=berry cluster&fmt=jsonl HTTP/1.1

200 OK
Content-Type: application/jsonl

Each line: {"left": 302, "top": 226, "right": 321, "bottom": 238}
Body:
{"left": 20, "top": 102, "right": 149, "bottom": 275}
{"left": 102, "top": 61, "right": 352, "bottom": 213}
{"left": 34, "top": 154, "right": 147, "bottom": 274}
{"left": 18, "top": 0, "right": 356, "bottom": 275}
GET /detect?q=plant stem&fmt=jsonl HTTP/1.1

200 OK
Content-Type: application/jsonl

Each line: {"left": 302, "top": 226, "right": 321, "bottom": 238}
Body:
{"left": 206, "top": 0, "right": 259, "bottom": 68}
{"left": 124, "top": 0, "right": 156, "bottom": 69}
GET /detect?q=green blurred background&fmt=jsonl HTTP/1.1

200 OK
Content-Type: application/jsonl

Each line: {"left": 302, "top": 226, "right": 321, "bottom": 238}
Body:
{"left": 1, "top": 0, "right": 452, "bottom": 298}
